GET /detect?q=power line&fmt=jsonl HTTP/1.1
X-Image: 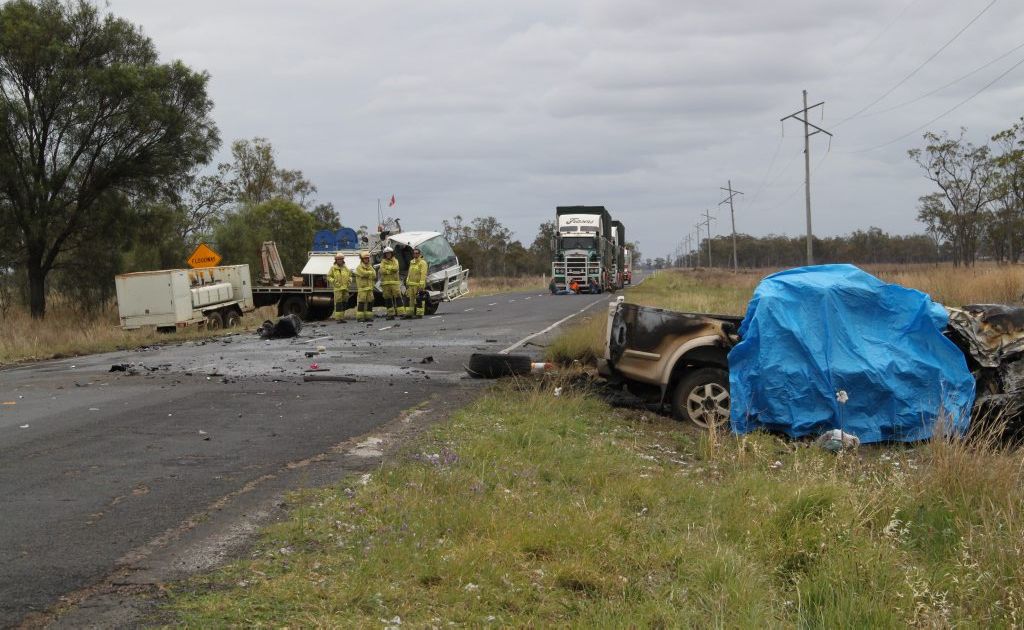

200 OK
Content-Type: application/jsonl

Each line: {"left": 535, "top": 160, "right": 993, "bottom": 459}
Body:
{"left": 846, "top": 39, "right": 1024, "bottom": 121}
{"left": 834, "top": 0, "right": 999, "bottom": 127}
{"left": 842, "top": 54, "right": 1024, "bottom": 153}
{"left": 849, "top": 0, "right": 926, "bottom": 58}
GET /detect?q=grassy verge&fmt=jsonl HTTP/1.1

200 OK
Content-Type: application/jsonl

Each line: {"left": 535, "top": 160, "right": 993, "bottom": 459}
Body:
{"left": 170, "top": 382, "right": 1024, "bottom": 627}
{"left": 0, "top": 299, "right": 276, "bottom": 365}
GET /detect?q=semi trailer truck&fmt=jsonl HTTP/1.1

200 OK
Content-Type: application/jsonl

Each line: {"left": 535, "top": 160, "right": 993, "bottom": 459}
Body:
{"left": 551, "top": 205, "right": 616, "bottom": 293}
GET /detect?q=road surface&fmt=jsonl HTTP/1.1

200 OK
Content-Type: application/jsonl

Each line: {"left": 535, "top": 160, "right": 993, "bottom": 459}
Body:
{"left": 0, "top": 289, "right": 611, "bottom": 627}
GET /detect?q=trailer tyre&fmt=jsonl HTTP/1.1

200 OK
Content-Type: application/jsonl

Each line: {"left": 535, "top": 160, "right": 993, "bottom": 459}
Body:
{"left": 205, "top": 311, "right": 224, "bottom": 331}
{"left": 466, "top": 353, "right": 532, "bottom": 378}
{"left": 671, "top": 368, "right": 730, "bottom": 429}
{"left": 225, "top": 309, "right": 242, "bottom": 328}
{"left": 279, "top": 296, "right": 309, "bottom": 320}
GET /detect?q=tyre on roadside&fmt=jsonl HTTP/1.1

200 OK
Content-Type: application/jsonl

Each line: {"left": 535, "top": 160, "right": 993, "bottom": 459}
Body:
{"left": 466, "top": 353, "right": 532, "bottom": 378}
{"left": 671, "top": 367, "right": 730, "bottom": 429}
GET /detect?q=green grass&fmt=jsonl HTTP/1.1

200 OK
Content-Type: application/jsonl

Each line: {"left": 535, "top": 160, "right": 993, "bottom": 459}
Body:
{"left": 169, "top": 383, "right": 1024, "bottom": 627}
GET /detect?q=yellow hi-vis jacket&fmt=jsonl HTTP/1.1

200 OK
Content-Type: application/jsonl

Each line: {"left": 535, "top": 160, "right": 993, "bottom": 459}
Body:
{"left": 354, "top": 262, "right": 376, "bottom": 300}
{"left": 379, "top": 257, "right": 400, "bottom": 287}
{"left": 327, "top": 263, "right": 350, "bottom": 291}
{"left": 406, "top": 258, "right": 428, "bottom": 289}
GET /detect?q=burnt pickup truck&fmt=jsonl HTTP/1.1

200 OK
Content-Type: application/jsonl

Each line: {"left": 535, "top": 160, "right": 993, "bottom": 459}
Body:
{"left": 597, "top": 297, "right": 742, "bottom": 428}
{"left": 598, "top": 297, "right": 1024, "bottom": 433}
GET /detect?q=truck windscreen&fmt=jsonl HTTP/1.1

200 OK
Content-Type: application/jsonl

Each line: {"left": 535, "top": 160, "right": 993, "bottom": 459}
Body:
{"left": 560, "top": 236, "right": 595, "bottom": 250}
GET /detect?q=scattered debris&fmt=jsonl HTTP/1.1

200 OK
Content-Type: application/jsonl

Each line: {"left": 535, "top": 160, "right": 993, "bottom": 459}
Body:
{"left": 815, "top": 429, "right": 861, "bottom": 452}
{"left": 303, "top": 374, "right": 360, "bottom": 383}
{"left": 420, "top": 356, "right": 434, "bottom": 364}
{"left": 19, "top": 424, "right": 29, "bottom": 429}
{"left": 258, "top": 314, "right": 303, "bottom": 339}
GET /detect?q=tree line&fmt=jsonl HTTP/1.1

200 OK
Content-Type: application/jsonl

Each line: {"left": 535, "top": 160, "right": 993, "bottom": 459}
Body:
{"left": 910, "top": 123, "right": 1024, "bottom": 267}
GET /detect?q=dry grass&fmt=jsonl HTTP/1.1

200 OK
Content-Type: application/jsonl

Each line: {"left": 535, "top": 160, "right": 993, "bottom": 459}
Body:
{"left": 0, "top": 297, "right": 276, "bottom": 365}
{"left": 468, "top": 275, "right": 549, "bottom": 297}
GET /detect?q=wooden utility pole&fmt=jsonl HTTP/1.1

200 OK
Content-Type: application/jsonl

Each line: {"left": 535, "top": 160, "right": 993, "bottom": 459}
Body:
{"left": 694, "top": 225, "right": 702, "bottom": 267}
{"left": 719, "top": 180, "right": 743, "bottom": 272}
{"left": 698, "top": 210, "right": 716, "bottom": 268}
{"left": 781, "top": 90, "right": 832, "bottom": 266}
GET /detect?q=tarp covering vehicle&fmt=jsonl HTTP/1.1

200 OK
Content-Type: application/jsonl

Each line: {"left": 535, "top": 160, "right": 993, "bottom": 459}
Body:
{"left": 728, "top": 265, "right": 976, "bottom": 443}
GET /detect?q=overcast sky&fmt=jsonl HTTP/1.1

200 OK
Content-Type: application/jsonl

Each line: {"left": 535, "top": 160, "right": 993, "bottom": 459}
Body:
{"left": 111, "top": 0, "right": 1024, "bottom": 260}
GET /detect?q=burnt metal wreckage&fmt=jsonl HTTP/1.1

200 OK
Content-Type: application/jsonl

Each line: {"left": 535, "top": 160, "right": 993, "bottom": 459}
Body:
{"left": 946, "top": 304, "right": 1024, "bottom": 428}
{"left": 599, "top": 297, "right": 1024, "bottom": 438}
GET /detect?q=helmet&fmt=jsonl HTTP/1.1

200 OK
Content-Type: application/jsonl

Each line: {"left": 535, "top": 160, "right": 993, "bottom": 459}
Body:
{"left": 360, "top": 250, "right": 370, "bottom": 259}
{"left": 383, "top": 246, "right": 394, "bottom": 254}
{"left": 334, "top": 253, "right": 345, "bottom": 260}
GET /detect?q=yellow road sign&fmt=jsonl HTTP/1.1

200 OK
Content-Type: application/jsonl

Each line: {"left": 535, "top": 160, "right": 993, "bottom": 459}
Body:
{"left": 187, "top": 243, "right": 222, "bottom": 268}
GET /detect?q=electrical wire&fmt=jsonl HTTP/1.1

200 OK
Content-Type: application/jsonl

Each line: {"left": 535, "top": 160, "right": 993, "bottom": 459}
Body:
{"left": 847, "top": 39, "right": 1024, "bottom": 121}
{"left": 842, "top": 53, "right": 1024, "bottom": 153}
{"left": 850, "top": 0, "right": 926, "bottom": 59}
{"left": 834, "top": 0, "right": 998, "bottom": 127}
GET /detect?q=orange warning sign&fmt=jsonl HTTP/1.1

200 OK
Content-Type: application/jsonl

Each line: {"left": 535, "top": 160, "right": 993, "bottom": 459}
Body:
{"left": 187, "top": 243, "right": 222, "bottom": 269}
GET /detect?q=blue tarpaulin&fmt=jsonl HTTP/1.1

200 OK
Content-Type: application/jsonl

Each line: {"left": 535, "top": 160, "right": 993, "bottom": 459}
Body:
{"left": 728, "top": 265, "right": 975, "bottom": 443}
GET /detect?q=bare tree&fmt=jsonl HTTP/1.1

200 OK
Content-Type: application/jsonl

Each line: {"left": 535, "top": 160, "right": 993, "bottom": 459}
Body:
{"left": 909, "top": 129, "right": 997, "bottom": 266}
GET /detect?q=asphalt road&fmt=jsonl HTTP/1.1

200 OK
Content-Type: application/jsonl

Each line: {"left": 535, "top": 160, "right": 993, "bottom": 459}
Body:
{"left": 0, "top": 289, "right": 611, "bottom": 627}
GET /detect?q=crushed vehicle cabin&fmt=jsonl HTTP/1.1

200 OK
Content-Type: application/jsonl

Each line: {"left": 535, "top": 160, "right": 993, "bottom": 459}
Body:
{"left": 600, "top": 266, "right": 1024, "bottom": 440}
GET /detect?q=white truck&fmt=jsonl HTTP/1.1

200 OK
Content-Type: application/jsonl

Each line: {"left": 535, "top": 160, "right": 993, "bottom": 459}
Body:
{"left": 115, "top": 265, "right": 255, "bottom": 332}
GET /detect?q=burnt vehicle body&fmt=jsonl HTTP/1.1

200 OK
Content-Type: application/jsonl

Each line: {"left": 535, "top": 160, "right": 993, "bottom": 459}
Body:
{"left": 946, "top": 304, "right": 1024, "bottom": 427}
{"left": 597, "top": 298, "right": 742, "bottom": 428}
{"left": 600, "top": 297, "right": 1024, "bottom": 433}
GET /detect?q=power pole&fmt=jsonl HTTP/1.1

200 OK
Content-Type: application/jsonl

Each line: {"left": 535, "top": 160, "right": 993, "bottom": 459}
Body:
{"left": 698, "top": 210, "right": 716, "bottom": 268}
{"left": 694, "top": 225, "right": 702, "bottom": 267}
{"left": 781, "top": 90, "right": 832, "bottom": 266}
{"left": 719, "top": 180, "right": 744, "bottom": 273}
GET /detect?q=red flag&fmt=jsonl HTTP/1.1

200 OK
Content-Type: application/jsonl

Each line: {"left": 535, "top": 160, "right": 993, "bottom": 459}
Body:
{"left": 388, "top": 194, "right": 396, "bottom": 207}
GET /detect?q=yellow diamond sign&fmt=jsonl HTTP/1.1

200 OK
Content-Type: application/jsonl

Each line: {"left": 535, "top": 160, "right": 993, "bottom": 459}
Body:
{"left": 187, "top": 243, "right": 222, "bottom": 269}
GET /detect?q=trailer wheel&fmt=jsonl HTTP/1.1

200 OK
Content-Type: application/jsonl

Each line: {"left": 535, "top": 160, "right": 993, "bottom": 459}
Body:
{"left": 205, "top": 311, "right": 224, "bottom": 331}
{"left": 225, "top": 309, "right": 242, "bottom": 328}
{"left": 279, "top": 296, "right": 308, "bottom": 319}
{"left": 671, "top": 368, "right": 730, "bottom": 429}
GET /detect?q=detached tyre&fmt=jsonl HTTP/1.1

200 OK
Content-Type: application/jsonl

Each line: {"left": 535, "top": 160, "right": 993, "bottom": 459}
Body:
{"left": 672, "top": 367, "right": 730, "bottom": 429}
{"left": 424, "top": 300, "right": 440, "bottom": 315}
{"left": 279, "top": 296, "right": 309, "bottom": 319}
{"left": 467, "top": 353, "right": 532, "bottom": 378}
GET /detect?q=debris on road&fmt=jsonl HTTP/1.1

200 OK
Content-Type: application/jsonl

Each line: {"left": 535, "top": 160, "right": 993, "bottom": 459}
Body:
{"left": 303, "top": 374, "right": 360, "bottom": 383}
{"left": 258, "top": 314, "right": 303, "bottom": 339}
{"left": 420, "top": 356, "right": 434, "bottom": 364}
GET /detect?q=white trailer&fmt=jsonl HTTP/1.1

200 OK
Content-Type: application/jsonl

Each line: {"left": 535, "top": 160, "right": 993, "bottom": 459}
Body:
{"left": 115, "top": 264, "right": 255, "bottom": 331}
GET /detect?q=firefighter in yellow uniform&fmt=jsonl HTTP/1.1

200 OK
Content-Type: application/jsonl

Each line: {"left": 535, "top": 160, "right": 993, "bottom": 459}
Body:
{"left": 379, "top": 246, "right": 401, "bottom": 320}
{"left": 326, "top": 254, "right": 351, "bottom": 323}
{"left": 354, "top": 251, "right": 377, "bottom": 323}
{"left": 404, "top": 247, "right": 428, "bottom": 319}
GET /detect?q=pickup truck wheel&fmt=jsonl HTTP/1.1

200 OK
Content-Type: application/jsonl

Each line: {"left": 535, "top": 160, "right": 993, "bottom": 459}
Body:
{"left": 279, "top": 296, "right": 308, "bottom": 319}
{"left": 205, "top": 311, "right": 224, "bottom": 331}
{"left": 672, "top": 367, "right": 730, "bottom": 429}
{"left": 424, "top": 300, "right": 439, "bottom": 316}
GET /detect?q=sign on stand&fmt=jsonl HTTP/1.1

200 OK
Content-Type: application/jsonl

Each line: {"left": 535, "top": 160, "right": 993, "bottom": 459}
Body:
{"left": 187, "top": 243, "right": 222, "bottom": 268}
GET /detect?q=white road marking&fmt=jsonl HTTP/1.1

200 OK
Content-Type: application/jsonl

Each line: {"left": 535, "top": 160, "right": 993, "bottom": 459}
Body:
{"left": 488, "top": 302, "right": 497, "bottom": 306}
{"left": 500, "top": 296, "right": 608, "bottom": 355}
{"left": 508, "top": 299, "right": 516, "bottom": 303}
{"left": 378, "top": 326, "right": 393, "bottom": 331}
{"left": 430, "top": 315, "right": 442, "bottom": 319}
{"left": 464, "top": 307, "right": 474, "bottom": 312}
{"left": 524, "top": 297, "right": 531, "bottom": 300}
